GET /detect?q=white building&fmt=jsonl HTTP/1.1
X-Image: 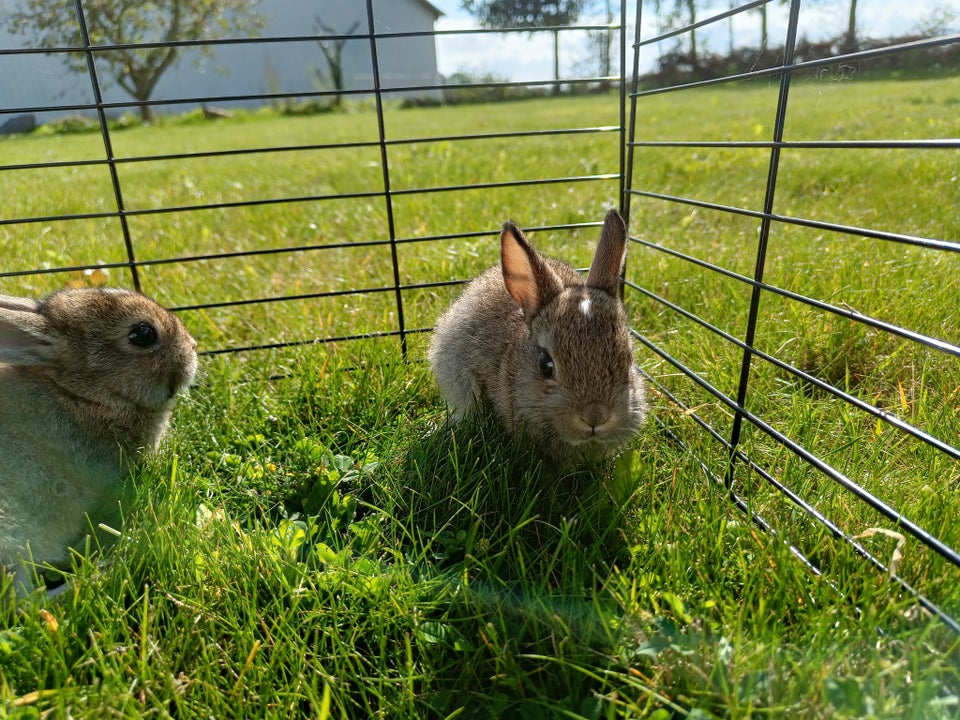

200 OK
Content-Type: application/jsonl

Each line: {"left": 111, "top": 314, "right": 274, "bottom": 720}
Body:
{"left": 0, "top": 0, "right": 443, "bottom": 126}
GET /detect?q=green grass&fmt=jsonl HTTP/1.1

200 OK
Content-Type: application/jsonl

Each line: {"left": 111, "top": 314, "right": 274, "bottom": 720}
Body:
{"left": 2, "top": 78, "right": 960, "bottom": 718}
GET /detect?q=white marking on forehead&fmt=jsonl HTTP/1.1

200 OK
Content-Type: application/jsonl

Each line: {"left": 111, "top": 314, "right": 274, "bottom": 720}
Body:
{"left": 579, "top": 297, "right": 592, "bottom": 320}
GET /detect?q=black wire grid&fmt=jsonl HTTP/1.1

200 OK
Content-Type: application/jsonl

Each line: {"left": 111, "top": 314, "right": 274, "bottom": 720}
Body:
{"left": 625, "top": 1, "right": 960, "bottom": 633}
{"left": 2, "top": 0, "right": 958, "bottom": 632}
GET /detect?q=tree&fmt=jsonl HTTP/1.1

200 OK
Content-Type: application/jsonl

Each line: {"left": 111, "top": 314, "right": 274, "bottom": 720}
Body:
{"left": 315, "top": 17, "right": 360, "bottom": 109}
{"left": 755, "top": 3, "right": 769, "bottom": 50}
{"left": 461, "top": 0, "right": 589, "bottom": 94}
{"left": 7, "top": 0, "right": 264, "bottom": 123}
{"left": 913, "top": 5, "right": 958, "bottom": 37}
{"left": 581, "top": 0, "right": 614, "bottom": 83}
{"left": 643, "top": 0, "right": 700, "bottom": 70}
{"left": 842, "top": 0, "right": 860, "bottom": 51}
{"left": 596, "top": 0, "right": 614, "bottom": 80}
{"left": 753, "top": 0, "right": 789, "bottom": 53}
{"left": 678, "top": 0, "right": 699, "bottom": 68}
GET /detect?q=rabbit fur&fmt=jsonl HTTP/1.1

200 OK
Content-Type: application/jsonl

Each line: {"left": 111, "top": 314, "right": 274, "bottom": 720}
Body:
{"left": 427, "top": 209, "right": 646, "bottom": 461}
{"left": 0, "top": 287, "right": 197, "bottom": 592}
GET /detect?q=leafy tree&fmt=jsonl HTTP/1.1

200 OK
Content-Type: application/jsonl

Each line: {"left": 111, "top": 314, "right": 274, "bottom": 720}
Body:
{"left": 461, "top": 0, "right": 590, "bottom": 94}
{"left": 912, "top": 5, "right": 958, "bottom": 36}
{"left": 6, "top": 0, "right": 264, "bottom": 122}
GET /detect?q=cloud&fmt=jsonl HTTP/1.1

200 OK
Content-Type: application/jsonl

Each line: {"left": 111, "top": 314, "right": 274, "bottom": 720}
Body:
{"left": 435, "top": 18, "right": 561, "bottom": 80}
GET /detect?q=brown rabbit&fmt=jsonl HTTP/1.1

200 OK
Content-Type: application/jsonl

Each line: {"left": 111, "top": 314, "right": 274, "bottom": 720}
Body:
{"left": 427, "top": 210, "right": 646, "bottom": 461}
{"left": 0, "top": 288, "right": 197, "bottom": 593}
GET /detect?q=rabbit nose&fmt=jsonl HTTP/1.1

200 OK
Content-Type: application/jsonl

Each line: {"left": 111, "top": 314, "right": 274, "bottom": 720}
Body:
{"left": 579, "top": 403, "right": 612, "bottom": 433}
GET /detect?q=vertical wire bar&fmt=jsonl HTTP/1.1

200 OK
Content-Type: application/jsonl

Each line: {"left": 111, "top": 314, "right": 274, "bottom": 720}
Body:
{"left": 364, "top": 0, "right": 408, "bottom": 358}
{"left": 72, "top": 0, "right": 141, "bottom": 292}
{"left": 617, "top": 0, "right": 627, "bottom": 216}
{"left": 616, "top": 0, "right": 630, "bottom": 301}
{"left": 725, "top": 0, "right": 803, "bottom": 489}
{"left": 621, "top": 0, "right": 645, "bottom": 229}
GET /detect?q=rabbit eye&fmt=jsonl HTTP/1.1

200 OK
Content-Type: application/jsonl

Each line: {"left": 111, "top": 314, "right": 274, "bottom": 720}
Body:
{"left": 128, "top": 322, "right": 159, "bottom": 348}
{"left": 538, "top": 349, "right": 555, "bottom": 380}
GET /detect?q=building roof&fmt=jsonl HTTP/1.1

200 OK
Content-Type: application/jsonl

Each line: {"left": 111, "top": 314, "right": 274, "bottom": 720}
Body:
{"left": 414, "top": 0, "right": 444, "bottom": 18}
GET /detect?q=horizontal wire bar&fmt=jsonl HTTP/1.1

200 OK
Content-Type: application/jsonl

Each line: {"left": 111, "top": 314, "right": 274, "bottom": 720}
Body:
{"left": 0, "top": 189, "right": 383, "bottom": 226}
{"left": 631, "top": 34, "right": 960, "bottom": 99}
{"left": 0, "top": 141, "right": 382, "bottom": 172}
{"left": 198, "top": 326, "right": 431, "bottom": 357}
{"left": 170, "top": 280, "right": 465, "bottom": 314}
{"left": 356, "top": 23, "right": 623, "bottom": 41}
{"left": 627, "top": 233, "right": 960, "bottom": 359}
{"left": 0, "top": 22, "right": 623, "bottom": 58}
{"left": 624, "top": 278, "right": 960, "bottom": 461}
{"left": 0, "top": 86, "right": 374, "bottom": 117}
{"left": 387, "top": 173, "right": 619, "bottom": 197}
{"left": 4, "top": 136, "right": 612, "bottom": 180}
{"left": 0, "top": 239, "right": 392, "bottom": 280}
{"left": 383, "top": 125, "right": 621, "bottom": 146}
{"left": 629, "top": 139, "right": 960, "bottom": 150}
{"left": 0, "top": 174, "right": 616, "bottom": 228}
{"left": 0, "top": 126, "right": 620, "bottom": 174}
{"left": 628, "top": 188, "right": 960, "bottom": 254}
{"left": 394, "top": 220, "right": 607, "bottom": 246}
{"left": 0, "top": 76, "right": 618, "bottom": 118}
{"left": 0, "top": 222, "right": 606, "bottom": 281}
{"left": 11, "top": 132, "right": 951, "bottom": 175}
{"left": 356, "top": 75, "right": 619, "bottom": 97}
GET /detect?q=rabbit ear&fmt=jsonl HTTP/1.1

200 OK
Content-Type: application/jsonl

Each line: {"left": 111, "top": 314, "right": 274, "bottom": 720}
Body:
{"left": 0, "top": 297, "right": 56, "bottom": 365}
{"left": 586, "top": 209, "right": 627, "bottom": 296}
{"left": 501, "top": 221, "right": 563, "bottom": 316}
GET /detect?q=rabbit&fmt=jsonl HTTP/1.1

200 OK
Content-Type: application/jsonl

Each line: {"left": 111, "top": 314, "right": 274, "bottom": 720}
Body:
{"left": 427, "top": 209, "right": 647, "bottom": 462}
{"left": 0, "top": 287, "right": 198, "bottom": 594}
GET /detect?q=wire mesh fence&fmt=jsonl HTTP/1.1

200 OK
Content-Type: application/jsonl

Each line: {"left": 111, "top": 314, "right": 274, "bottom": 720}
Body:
{"left": 1, "top": 0, "right": 625, "bottom": 360}
{"left": 1, "top": 0, "right": 958, "bottom": 633}
{"left": 623, "top": 0, "right": 960, "bottom": 632}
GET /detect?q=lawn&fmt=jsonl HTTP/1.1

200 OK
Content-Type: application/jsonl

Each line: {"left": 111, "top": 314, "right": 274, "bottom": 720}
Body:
{"left": 1, "top": 76, "right": 959, "bottom": 718}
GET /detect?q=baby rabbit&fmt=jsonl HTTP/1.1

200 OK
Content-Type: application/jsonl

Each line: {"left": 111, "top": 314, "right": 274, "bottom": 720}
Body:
{"left": 0, "top": 287, "right": 197, "bottom": 593}
{"left": 428, "top": 209, "right": 646, "bottom": 461}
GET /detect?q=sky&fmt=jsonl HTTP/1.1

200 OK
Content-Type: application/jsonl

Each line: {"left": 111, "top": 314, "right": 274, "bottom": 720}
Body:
{"left": 426, "top": 0, "right": 957, "bottom": 81}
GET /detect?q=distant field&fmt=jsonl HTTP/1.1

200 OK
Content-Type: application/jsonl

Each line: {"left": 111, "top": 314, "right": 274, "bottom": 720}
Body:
{"left": 2, "top": 77, "right": 959, "bottom": 718}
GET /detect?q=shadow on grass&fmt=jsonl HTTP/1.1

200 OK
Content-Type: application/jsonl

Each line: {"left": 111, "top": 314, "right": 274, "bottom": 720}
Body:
{"left": 353, "top": 410, "right": 666, "bottom": 718}
{"left": 380, "top": 407, "right": 637, "bottom": 583}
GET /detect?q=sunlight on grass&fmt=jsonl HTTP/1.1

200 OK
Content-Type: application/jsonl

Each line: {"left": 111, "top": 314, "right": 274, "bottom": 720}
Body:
{"left": 2, "top": 78, "right": 959, "bottom": 718}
